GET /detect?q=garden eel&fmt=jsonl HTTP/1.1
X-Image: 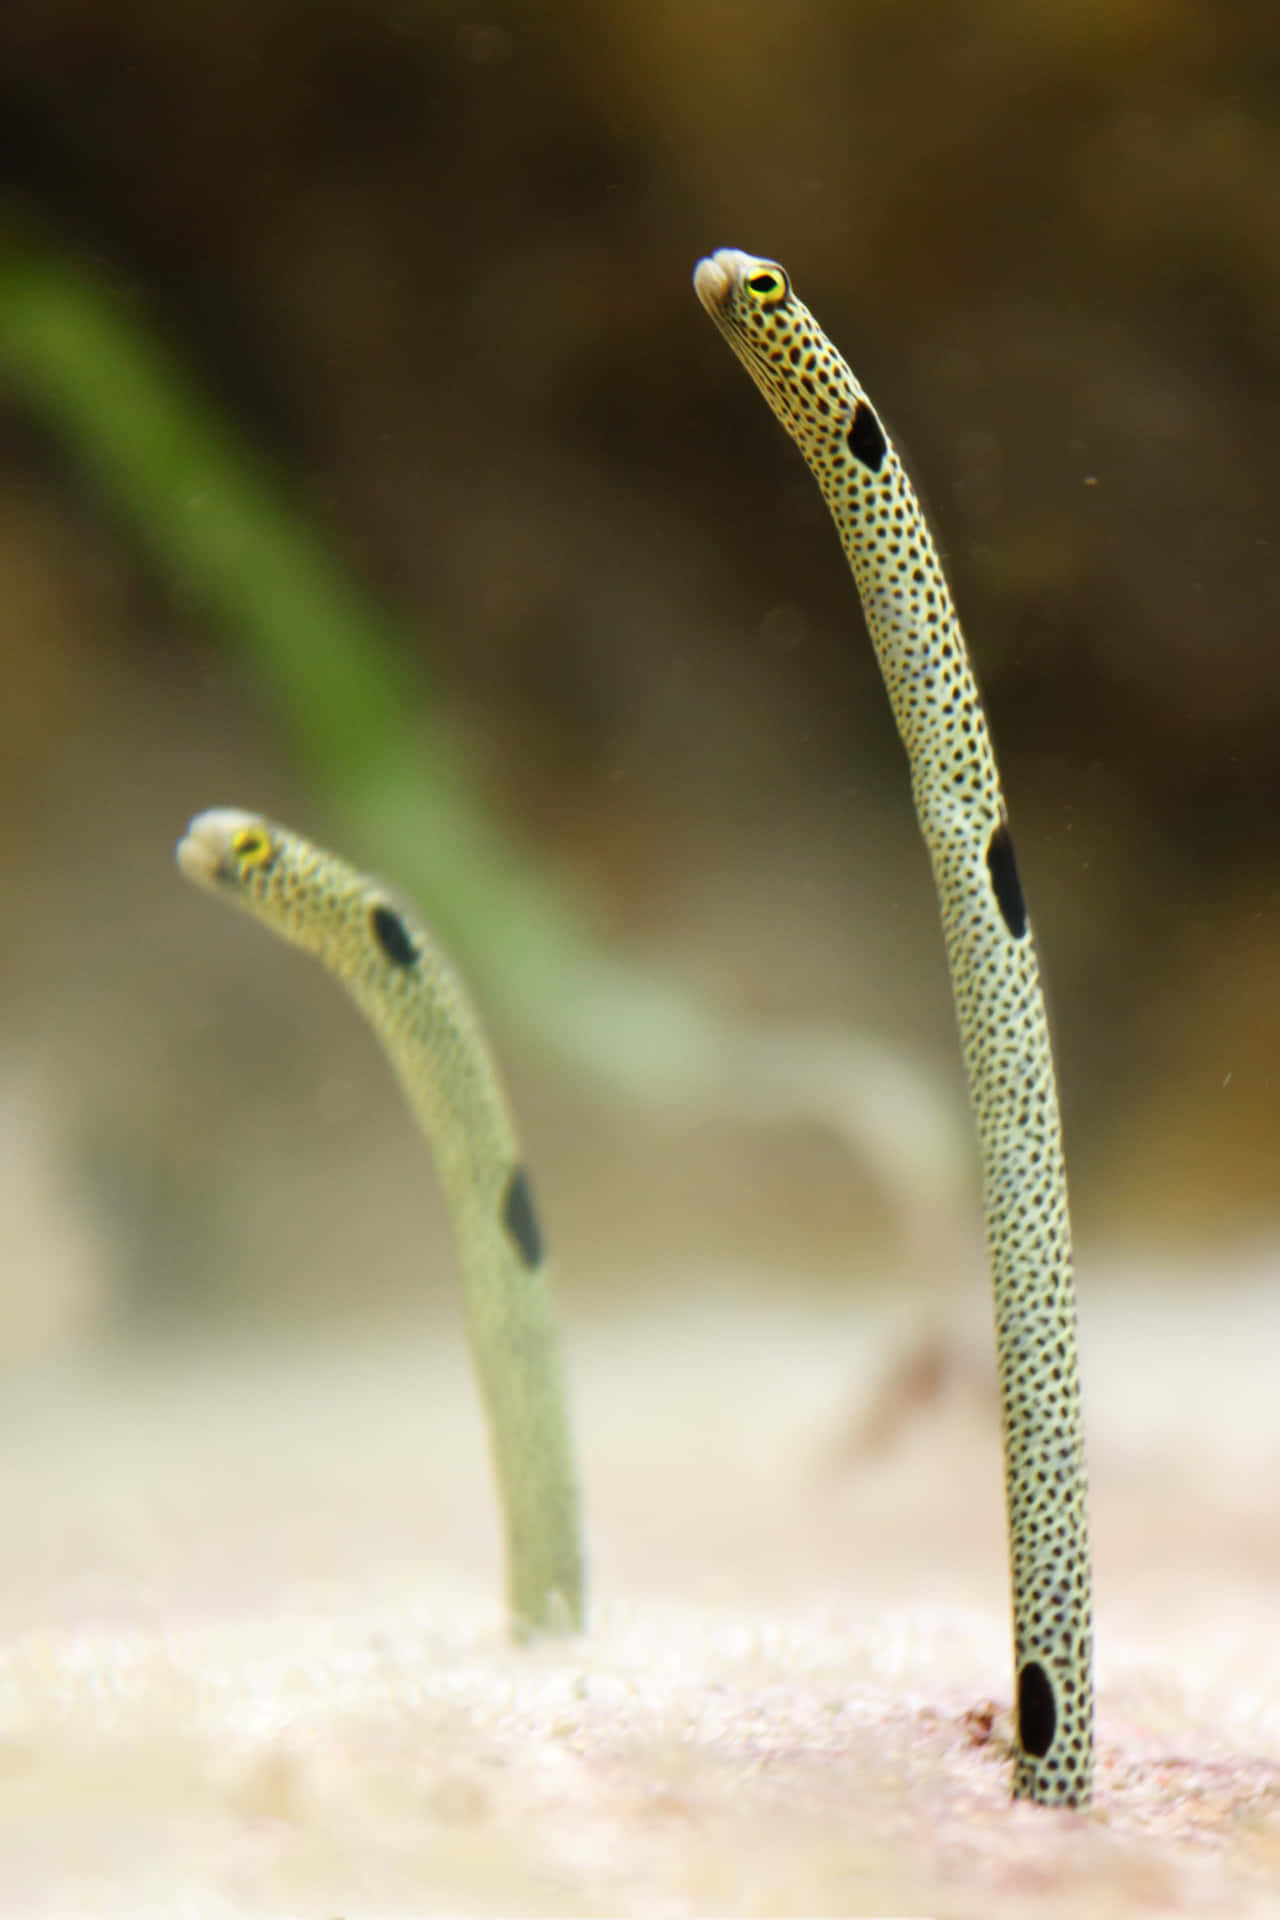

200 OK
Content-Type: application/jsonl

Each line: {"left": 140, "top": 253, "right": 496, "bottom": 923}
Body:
{"left": 176, "top": 808, "right": 584, "bottom": 1640}
{"left": 694, "top": 249, "right": 1093, "bottom": 1807}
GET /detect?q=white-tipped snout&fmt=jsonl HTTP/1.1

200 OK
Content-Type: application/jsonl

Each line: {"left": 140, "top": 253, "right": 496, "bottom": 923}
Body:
{"left": 175, "top": 807, "right": 258, "bottom": 888}
{"left": 693, "top": 249, "right": 760, "bottom": 316}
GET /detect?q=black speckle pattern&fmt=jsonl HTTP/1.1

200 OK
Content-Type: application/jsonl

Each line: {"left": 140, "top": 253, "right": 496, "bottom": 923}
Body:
{"left": 699, "top": 250, "right": 1093, "bottom": 1808}
{"left": 371, "top": 902, "right": 419, "bottom": 968}
{"left": 847, "top": 401, "right": 887, "bottom": 472}
{"left": 502, "top": 1165, "right": 544, "bottom": 1268}
{"left": 986, "top": 819, "right": 1028, "bottom": 940}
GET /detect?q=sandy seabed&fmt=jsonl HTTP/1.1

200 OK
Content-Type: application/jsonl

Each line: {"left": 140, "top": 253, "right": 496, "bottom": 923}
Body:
{"left": 1, "top": 1252, "right": 1279, "bottom": 1917}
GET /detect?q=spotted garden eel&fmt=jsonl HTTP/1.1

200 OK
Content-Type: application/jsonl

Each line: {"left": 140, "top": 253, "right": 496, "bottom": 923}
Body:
{"left": 694, "top": 249, "right": 1093, "bottom": 1807}
{"left": 177, "top": 809, "right": 583, "bottom": 1639}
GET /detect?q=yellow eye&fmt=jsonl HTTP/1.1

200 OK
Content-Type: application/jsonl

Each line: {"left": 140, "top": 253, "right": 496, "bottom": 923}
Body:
{"left": 745, "top": 264, "right": 789, "bottom": 307}
{"left": 231, "top": 824, "right": 274, "bottom": 872}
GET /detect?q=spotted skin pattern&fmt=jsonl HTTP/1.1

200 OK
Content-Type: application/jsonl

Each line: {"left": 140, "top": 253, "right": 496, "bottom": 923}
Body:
{"left": 695, "top": 250, "right": 1093, "bottom": 1807}
{"left": 177, "top": 809, "right": 584, "bottom": 1639}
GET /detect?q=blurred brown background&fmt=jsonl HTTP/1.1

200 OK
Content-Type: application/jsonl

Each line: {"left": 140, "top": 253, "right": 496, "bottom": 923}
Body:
{"left": 1, "top": 0, "right": 1278, "bottom": 1345}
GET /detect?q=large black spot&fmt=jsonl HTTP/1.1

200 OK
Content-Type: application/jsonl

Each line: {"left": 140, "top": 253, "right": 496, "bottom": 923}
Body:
{"left": 986, "top": 818, "right": 1028, "bottom": 940}
{"left": 847, "top": 401, "right": 887, "bottom": 472}
{"left": 502, "top": 1165, "right": 544, "bottom": 1268}
{"left": 1017, "top": 1660, "right": 1057, "bottom": 1759}
{"left": 371, "top": 902, "right": 418, "bottom": 968}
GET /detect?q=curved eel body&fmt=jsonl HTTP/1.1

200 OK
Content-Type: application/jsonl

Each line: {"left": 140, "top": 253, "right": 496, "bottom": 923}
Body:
{"left": 177, "top": 808, "right": 584, "bottom": 1639}
{"left": 695, "top": 249, "right": 1093, "bottom": 1806}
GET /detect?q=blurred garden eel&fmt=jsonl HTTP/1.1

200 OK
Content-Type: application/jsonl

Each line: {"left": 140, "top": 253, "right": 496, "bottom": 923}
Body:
{"left": 177, "top": 809, "right": 583, "bottom": 1639}
{"left": 695, "top": 249, "right": 1093, "bottom": 1807}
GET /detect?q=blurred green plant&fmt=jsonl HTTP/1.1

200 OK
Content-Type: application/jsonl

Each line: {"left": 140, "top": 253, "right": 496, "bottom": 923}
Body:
{"left": 0, "top": 238, "right": 967, "bottom": 1227}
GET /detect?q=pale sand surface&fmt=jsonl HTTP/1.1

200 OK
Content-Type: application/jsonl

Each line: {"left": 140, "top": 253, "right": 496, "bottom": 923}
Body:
{"left": 1, "top": 1252, "right": 1279, "bottom": 1916}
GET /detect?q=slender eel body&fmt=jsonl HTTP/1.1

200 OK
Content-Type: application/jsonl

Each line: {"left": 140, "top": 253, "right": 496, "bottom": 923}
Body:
{"left": 695, "top": 250, "right": 1093, "bottom": 1806}
{"left": 177, "top": 809, "right": 584, "bottom": 1639}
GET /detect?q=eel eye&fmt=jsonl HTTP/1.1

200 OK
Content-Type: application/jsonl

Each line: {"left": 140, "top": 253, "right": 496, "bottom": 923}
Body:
{"left": 231, "top": 824, "right": 274, "bottom": 872}
{"left": 745, "top": 264, "right": 789, "bottom": 307}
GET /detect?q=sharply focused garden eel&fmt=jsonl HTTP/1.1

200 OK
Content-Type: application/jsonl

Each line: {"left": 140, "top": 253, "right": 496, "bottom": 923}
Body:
{"left": 177, "top": 809, "right": 583, "bottom": 1640}
{"left": 694, "top": 248, "right": 1093, "bottom": 1807}
{"left": 176, "top": 245, "right": 1092, "bottom": 1805}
